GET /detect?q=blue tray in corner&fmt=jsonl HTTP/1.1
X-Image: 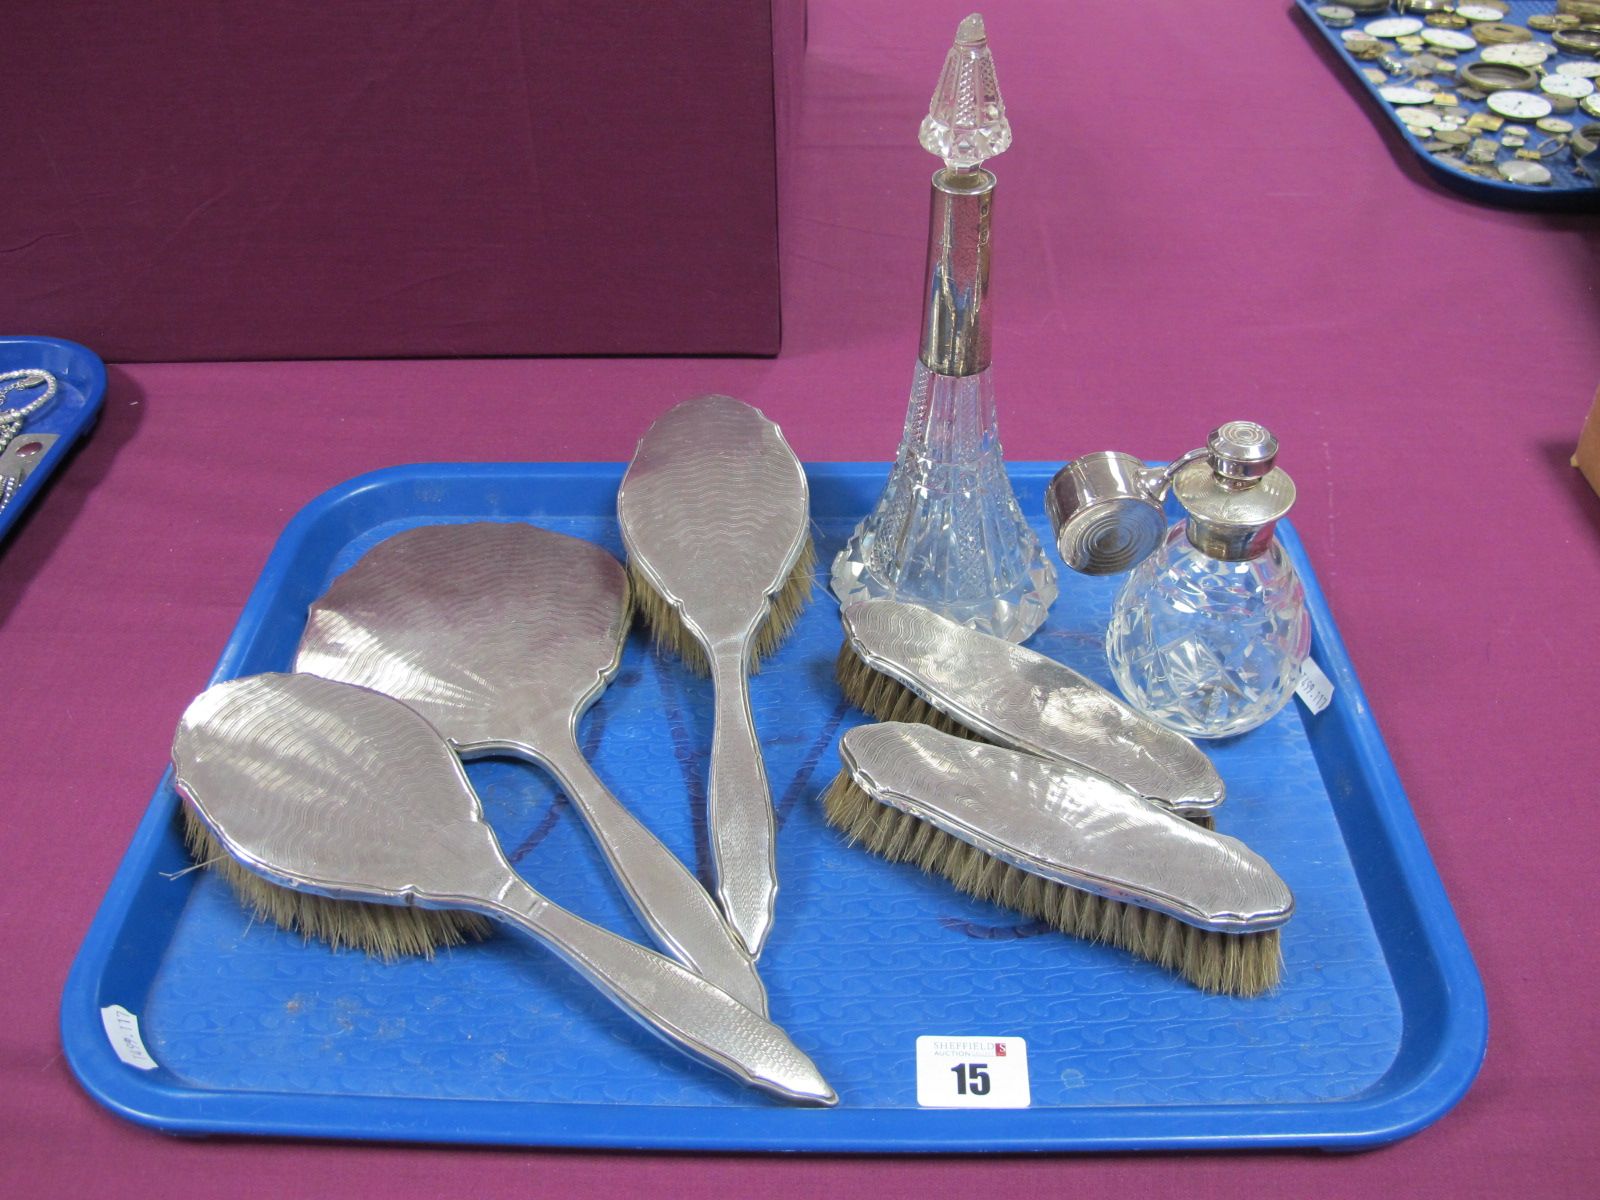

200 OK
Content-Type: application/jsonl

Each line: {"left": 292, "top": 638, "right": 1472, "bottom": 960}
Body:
{"left": 61, "top": 462, "right": 1486, "bottom": 1152}
{"left": 0, "top": 336, "right": 106, "bottom": 544}
{"left": 1295, "top": 0, "right": 1600, "bottom": 209}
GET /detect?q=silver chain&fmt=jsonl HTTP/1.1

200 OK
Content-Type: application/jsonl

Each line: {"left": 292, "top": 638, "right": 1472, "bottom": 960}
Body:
{"left": 0, "top": 369, "right": 59, "bottom": 517}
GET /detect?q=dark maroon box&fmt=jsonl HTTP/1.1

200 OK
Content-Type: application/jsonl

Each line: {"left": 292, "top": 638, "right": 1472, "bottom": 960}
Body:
{"left": 1, "top": 1, "right": 803, "bottom": 360}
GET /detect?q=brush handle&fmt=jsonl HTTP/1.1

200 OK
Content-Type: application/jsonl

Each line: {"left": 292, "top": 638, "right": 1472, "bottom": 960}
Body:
{"left": 486, "top": 874, "right": 834, "bottom": 1105}
{"left": 707, "top": 643, "right": 778, "bottom": 957}
{"left": 534, "top": 729, "right": 770, "bottom": 1017}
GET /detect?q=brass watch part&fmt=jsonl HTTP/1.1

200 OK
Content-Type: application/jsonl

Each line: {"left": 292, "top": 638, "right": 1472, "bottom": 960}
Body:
{"left": 1472, "top": 21, "right": 1534, "bottom": 43}
{"left": 1552, "top": 27, "right": 1600, "bottom": 53}
{"left": 1459, "top": 60, "right": 1539, "bottom": 92}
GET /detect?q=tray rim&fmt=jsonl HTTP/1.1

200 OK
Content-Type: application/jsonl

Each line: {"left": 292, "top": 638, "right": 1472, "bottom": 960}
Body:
{"left": 0, "top": 335, "right": 108, "bottom": 545}
{"left": 1292, "top": 0, "right": 1600, "bottom": 211}
{"left": 60, "top": 460, "right": 1488, "bottom": 1152}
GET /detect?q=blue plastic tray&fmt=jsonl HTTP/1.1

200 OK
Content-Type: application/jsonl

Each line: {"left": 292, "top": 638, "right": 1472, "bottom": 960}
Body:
{"left": 1295, "top": 0, "right": 1600, "bottom": 209}
{"left": 0, "top": 336, "right": 106, "bottom": 545}
{"left": 61, "top": 463, "right": 1486, "bottom": 1152}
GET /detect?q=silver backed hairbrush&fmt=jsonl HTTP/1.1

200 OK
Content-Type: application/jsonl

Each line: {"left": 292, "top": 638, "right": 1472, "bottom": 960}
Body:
{"left": 617, "top": 396, "right": 813, "bottom": 957}
{"left": 822, "top": 721, "right": 1291, "bottom": 996}
{"left": 172, "top": 672, "right": 836, "bottom": 1106}
{"left": 836, "top": 598, "right": 1224, "bottom": 823}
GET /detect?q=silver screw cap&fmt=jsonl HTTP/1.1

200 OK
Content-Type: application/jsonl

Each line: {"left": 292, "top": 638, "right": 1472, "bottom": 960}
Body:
{"left": 1173, "top": 422, "right": 1295, "bottom": 562}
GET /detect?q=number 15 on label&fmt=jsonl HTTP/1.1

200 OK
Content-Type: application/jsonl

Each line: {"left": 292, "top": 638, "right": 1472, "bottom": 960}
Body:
{"left": 915, "top": 1036, "right": 1031, "bottom": 1108}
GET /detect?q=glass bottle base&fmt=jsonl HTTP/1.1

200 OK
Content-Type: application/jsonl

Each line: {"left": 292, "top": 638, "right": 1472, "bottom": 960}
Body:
{"left": 829, "top": 362, "right": 1057, "bottom": 644}
{"left": 831, "top": 527, "right": 1056, "bottom": 644}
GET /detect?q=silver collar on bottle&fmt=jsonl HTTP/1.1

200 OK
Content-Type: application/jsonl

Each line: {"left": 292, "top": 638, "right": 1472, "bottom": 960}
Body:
{"left": 919, "top": 167, "right": 995, "bottom": 377}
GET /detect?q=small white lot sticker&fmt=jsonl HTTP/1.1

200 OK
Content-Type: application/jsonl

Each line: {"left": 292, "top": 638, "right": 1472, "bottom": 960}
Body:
{"left": 915, "top": 1036, "right": 1030, "bottom": 1108}
{"left": 100, "top": 1004, "right": 158, "bottom": 1070}
{"left": 1292, "top": 659, "right": 1331, "bottom": 713}
{"left": 1296, "top": 657, "right": 1335, "bottom": 715}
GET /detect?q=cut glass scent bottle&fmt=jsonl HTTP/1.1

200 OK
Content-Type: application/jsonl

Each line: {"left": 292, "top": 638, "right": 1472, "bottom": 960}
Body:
{"left": 830, "top": 13, "right": 1057, "bottom": 643}
{"left": 1103, "top": 422, "right": 1311, "bottom": 738}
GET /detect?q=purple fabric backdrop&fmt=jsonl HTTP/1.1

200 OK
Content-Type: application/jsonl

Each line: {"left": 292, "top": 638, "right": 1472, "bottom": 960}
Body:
{"left": 4, "top": 2, "right": 1600, "bottom": 1196}
{"left": 0, "top": 1, "right": 801, "bottom": 360}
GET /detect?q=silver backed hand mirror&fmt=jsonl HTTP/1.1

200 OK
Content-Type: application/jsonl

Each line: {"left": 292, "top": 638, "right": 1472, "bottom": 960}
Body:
{"left": 294, "top": 521, "right": 766, "bottom": 1014}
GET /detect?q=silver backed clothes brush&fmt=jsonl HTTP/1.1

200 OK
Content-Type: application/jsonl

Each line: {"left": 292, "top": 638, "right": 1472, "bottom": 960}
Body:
{"left": 286, "top": 521, "right": 766, "bottom": 1014}
{"left": 822, "top": 722, "right": 1292, "bottom": 996}
{"left": 836, "top": 599, "right": 1224, "bottom": 823}
{"left": 171, "top": 673, "right": 835, "bottom": 1106}
{"left": 618, "top": 395, "right": 813, "bottom": 957}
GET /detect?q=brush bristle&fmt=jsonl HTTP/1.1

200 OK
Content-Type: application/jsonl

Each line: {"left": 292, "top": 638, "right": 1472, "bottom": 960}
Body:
{"left": 835, "top": 639, "right": 1217, "bottom": 829}
{"left": 756, "top": 535, "right": 816, "bottom": 660}
{"left": 630, "top": 535, "right": 816, "bottom": 676}
{"left": 820, "top": 771, "right": 1280, "bottom": 996}
{"left": 834, "top": 639, "right": 978, "bottom": 740}
{"left": 181, "top": 805, "right": 491, "bottom": 960}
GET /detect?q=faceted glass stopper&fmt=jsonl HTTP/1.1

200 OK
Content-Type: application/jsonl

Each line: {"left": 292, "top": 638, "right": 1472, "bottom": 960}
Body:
{"left": 918, "top": 13, "right": 1011, "bottom": 169}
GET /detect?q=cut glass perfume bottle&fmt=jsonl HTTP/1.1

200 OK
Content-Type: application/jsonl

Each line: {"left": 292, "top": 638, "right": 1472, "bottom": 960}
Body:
{"left": 831, "top": 13, "right": 1056, "bottom": 642}
{"left": 1101, "top": 422, "right": 1311, "bottom": 739}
